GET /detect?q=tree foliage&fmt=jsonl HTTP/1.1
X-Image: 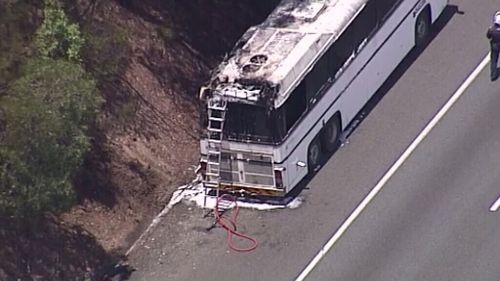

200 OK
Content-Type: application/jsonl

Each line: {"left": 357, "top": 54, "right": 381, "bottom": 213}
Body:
{"left": 81, "top": 21, "right": 129, "bottom": 84}
{"left": 35, "top": 0, "right": 84, "bottom": 62}
{"left": 0, "top": 1, "right": 35, "bottom": 88}
{"left": 0, "top": 58, "right": 101, "bottom": 217}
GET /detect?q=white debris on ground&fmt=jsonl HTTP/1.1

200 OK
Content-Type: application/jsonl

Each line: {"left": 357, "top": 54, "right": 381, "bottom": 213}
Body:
{"left": 125, "top": 178, "right": 303, "bottom": 256}
{"left": 168, "top": 180, "right": 303, "bottom": 211}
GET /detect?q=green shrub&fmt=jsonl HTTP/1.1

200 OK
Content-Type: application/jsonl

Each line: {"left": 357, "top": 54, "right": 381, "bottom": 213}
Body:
{"left": 0, "top": 1, "right": 35, "bottom": 87}
{"left": 35, "top": 0, "right": 84, "bottom": 62}
{"left": 81, "top": 21, "right": 129, "bottom": 83}
{"left": 0, "top": 58, "right": 102, "bottom": 217}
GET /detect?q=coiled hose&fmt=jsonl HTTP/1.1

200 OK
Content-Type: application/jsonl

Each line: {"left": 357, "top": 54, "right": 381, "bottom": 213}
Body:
{"left": 214, "top": 194, "right": 258, "bottom": 252}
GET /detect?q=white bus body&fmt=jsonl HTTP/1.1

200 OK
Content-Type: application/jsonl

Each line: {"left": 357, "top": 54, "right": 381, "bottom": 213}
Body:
{"left": 199, "top": 0, "right": 448, "bottom": 197}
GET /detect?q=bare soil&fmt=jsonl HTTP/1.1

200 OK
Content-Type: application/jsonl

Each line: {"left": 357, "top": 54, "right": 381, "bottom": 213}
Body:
{"left": 0, "top": 0, "right": 278, "bottom": 280}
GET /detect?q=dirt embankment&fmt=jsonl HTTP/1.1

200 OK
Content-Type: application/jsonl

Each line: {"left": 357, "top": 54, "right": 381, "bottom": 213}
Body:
{"left": 0, "top": 0, "right": 278, "bottom": 280}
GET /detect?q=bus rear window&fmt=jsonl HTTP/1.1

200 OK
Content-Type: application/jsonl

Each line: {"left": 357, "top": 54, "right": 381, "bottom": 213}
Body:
{"left": 224, "top": 103, "right": 282, "bottom": 144}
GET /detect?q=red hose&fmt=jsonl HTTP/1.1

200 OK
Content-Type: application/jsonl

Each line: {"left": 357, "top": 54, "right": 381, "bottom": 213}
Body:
{"left": 214, "top": 194, "right": 258, "bottom": 252}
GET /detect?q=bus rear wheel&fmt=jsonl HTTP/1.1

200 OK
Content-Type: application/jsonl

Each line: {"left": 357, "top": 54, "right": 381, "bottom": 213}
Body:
{"left": 307, "top": 136, "right": 322, "bottom": 174}
{"left": 321, "top": 116, "right": 341, "bottom": 153}
{"left": 415, "top": 8, "right": 431, "bottom": 47}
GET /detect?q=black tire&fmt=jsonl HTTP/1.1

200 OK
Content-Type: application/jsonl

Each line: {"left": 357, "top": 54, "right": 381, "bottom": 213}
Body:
{"left": 307, "top": 136, "right": 322, "bottom": 174}
{"left": 321, "top": 116, "right": 341, "bottom": 153}
{"left": 415, "top": 8, "right": 431, "bottom": 48}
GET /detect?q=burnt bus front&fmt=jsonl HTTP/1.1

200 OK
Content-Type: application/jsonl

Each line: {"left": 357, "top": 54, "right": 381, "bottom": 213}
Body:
{"left": 199, "top": 96, "right": 288, "bottom": 197}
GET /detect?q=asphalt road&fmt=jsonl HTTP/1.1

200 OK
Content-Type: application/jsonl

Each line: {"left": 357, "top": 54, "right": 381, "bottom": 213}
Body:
{"left": 305, "top": 59, "right": 500, "bottom": 281}
{"left": 127, "top": 0, "right": 500, "bottom": 280}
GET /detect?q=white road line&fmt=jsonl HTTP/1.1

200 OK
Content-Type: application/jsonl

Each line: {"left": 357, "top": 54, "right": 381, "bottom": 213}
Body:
{"left": 489, "top": 196, "right": 500, "bottom": 212}
{"left": 294, "top": 53, "right": 490, "bottom": 281}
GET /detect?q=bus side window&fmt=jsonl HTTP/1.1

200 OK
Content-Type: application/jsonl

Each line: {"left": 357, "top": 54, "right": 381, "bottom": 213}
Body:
{"left": 326, "top": 46, "right": 343, "bottom": 79}
{"left": 305, "top": 55, "right": 329, "bottom": 103}
{"left": 375, "top": 0, "right": 401, "bottom": 23}
{"left": 284, "top": 81, "right": 307, "bottom": 132}
{"left": 329, "top": 3, "right": 377, "bottom": 76}
{"left": 272, "top": 108, "right": 287, "bottom": 143}
{"left": 350, "top": 4, "right": 377, "bottom": 49}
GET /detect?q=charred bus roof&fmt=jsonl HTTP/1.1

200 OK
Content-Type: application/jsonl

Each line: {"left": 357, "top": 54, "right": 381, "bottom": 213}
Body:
{"left": 205, "top": 0, "right": 368, "bottom": 109}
